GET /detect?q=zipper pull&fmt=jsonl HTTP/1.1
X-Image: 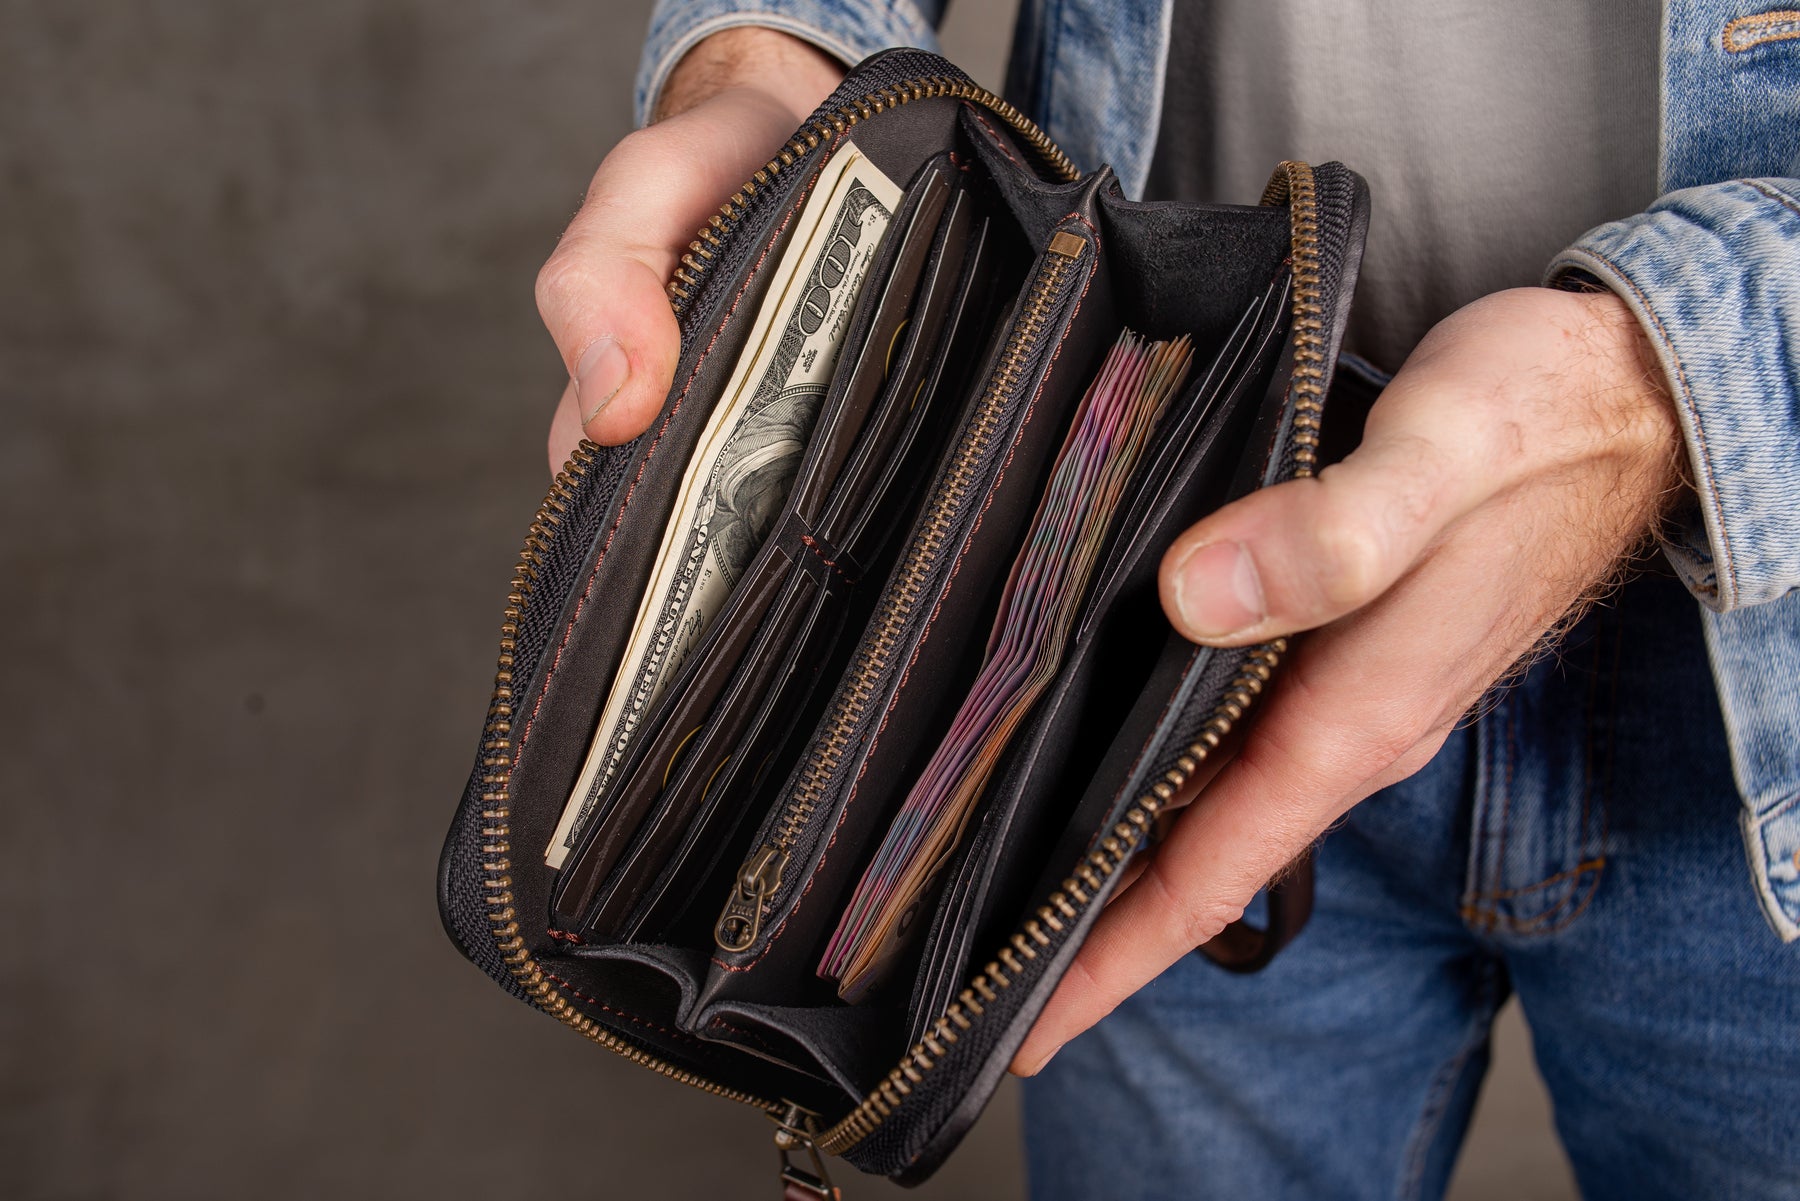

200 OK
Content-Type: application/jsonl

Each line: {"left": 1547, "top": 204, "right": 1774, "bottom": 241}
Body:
{"left": 716, "top": 844, "right": 788, "bottom": 951}
{"left": 772, "top": 1102, "right": 840, "bottom": 1200}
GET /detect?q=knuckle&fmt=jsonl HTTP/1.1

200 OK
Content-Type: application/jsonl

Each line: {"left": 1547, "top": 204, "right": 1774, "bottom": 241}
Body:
{"left": 1359, "top": 718, "right": 1428, "bottom": 779}
{"left": 1307, "top": 504, "right": 1389, "bottom": 609}
{"left": 1141, "top": 860, "right": 1246, "bottom": 949}
{"left": 534, "top": 249, "right": 592, "bottom": 327}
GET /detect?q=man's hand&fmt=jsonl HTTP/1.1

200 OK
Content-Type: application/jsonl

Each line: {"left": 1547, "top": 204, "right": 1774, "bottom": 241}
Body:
{"left": 1012, "top": 286, "right": 1684, "bottom": 1075}
{"left": 539, "top": 28, "right": 843, "bottom": 472}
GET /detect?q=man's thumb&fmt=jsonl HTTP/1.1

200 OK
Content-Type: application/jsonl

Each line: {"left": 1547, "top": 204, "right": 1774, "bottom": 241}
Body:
{"left": 1158, "top": 429, "right": 1482, "bottom": 645}
{"left": 536, "top": 236, "right": 682, "bottom": 451}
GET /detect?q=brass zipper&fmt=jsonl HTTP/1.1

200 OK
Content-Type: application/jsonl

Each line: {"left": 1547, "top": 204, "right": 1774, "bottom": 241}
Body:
{"left": 714, "top": 229, "right": 1090, "bottom": 955}
{"left": 1259, "top": 161, "right": 1328, "bottom": 470}
{"left": 667, "top": 76, "right": 1079, "bottom": 309}
{"left": 814, "top": 161, "right": 1330, "bottom": 1157}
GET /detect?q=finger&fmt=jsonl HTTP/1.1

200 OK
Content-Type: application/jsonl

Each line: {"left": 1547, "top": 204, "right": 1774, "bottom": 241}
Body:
{"left": 1012, "top": 508, "right": 1542, "bottom": 1076}
{"left": 1158, "top": 368, "right": 1536, "bottom": 646}
{"left": 547, "top": 380, "right": 584, "bottom": 476}
{"left": 536, "top": 91, "right": 799, "bottom": 449}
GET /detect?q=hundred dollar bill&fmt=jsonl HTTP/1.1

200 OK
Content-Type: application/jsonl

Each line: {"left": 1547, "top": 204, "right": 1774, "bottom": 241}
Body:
{"left": 545, "top": 142, "right": 902, "bottom": 868}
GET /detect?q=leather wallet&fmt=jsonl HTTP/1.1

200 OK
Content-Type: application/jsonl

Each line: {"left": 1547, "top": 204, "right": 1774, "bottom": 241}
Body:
{"left": 439, "top": 47, "right": 1369, "bottom": 1196}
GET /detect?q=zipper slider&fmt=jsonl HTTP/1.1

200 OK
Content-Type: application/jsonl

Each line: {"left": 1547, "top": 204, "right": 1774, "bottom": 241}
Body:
{"left": 1047, "top": 229, "right": 1086, "bottom": 260}
{"left": 772, "top": 1102, "right": 840, "bottom": 1200}
{"left": 716, "top": 844, "right": 788, "bottom": 951}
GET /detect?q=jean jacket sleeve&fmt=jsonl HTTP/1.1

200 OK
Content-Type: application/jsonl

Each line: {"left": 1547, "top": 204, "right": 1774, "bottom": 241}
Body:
{"left": 1547, "top": 178, "right": 1800, "bottom": 614}
{"left": 634, "top": 0, "right": 945, "bottom": 126}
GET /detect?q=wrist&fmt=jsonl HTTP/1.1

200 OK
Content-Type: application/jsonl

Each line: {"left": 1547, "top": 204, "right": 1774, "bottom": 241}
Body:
{"left": 656, "top": 27, "right": 845, "bottom": 124}
{"left": 1562, "top": 288, "right": 1688, "bottom": 526}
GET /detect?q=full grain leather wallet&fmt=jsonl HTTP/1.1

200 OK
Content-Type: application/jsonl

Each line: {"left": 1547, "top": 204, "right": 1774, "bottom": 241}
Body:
{"left": 439, "top": 47, "right": 1369, "bottom": 1195}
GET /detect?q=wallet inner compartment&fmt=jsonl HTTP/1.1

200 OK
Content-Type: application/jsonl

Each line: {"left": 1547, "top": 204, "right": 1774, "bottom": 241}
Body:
{"left": 493, "top": 96, "right": 1304, "bottom": 1113}
{"left": 690, "top": 217, "right": 1297, "bottom": 1099}
{"left": 488, "top": 105, "right": 1037, "bottom": 1107}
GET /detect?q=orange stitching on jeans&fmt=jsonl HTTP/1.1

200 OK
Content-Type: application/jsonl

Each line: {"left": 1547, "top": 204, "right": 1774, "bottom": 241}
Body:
{"left": 1497, "top": 869, "right": 1605, "bottom": 935}
{"left": 1467, "top": 858, "right": 1607, "bottom": 902}
{"left": 1723, "top": 11, "right": 1800, "bottom": 52}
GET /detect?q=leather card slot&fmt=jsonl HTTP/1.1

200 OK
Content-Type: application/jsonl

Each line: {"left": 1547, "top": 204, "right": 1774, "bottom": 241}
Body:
{"left": 503, "top": 162, "right": 819, "bottom": 952}
{"left": 601, "top": 212, "right": 1030, "bottom": 947}
{"left": 787, "top": 165, "right": 955, "bottom": 525}
{"left": 592, "top": 566, "right": 828, "bottom": 941}
{"left": 551, "top": 549, "right": 794, "bottom": 924}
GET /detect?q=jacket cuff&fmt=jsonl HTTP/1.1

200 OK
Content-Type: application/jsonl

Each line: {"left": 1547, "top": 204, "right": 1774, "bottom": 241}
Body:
{"left": 1547, "top": 179, "right": 1800, "bottom": 613}
{"left": 635, "top": 0, "right": 940, "bottom": 127}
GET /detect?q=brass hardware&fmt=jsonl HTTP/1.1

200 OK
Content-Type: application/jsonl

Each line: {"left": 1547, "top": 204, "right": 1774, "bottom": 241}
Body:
{"left": 1047, "top": 230, "right": 1086, "bottom": 259}
{"left": 1259, "top": 161, "right": 1328, "bottom": 477}
{"left": 715, "top": 843, "right": 789, "bottom": 951}
{"left": 773, "top": 1103, "right": 841, "bottom": 1200}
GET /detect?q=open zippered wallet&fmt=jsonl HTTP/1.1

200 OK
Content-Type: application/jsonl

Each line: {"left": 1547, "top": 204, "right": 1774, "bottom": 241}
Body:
{"left": 439, "top": 48, "right": 1368, "bottom": 1195}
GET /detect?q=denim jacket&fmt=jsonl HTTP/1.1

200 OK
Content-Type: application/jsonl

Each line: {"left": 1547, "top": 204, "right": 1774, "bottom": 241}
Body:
{"left": 634, "top": 0, "right": 1800, "bottom": 941}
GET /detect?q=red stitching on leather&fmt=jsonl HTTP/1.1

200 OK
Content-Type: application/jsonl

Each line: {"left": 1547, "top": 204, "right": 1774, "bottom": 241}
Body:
{"left": 542, "top": 969, "right": 702, "bottom": 1044}
{"left": 966, "top": 108, "right": 1026, "bottom": 170}
{"left": 798, "top": 533, "right": 840, "bottom": 568}
{"left": 727, "top": 222, "right": 1106, "bottom": 968}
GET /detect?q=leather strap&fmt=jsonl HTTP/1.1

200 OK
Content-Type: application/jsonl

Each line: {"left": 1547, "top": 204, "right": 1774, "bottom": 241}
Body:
{"left": 1196, "top": 853, "right": 1314, "bottom": 973}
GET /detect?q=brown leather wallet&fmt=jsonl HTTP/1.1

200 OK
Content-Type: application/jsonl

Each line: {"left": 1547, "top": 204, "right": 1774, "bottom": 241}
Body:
{"left": 439, "top": 46, "right": 1368, "bottom": 1196}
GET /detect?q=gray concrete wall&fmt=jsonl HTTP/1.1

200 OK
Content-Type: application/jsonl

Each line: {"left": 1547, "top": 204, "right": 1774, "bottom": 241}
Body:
{"left": 0, "top": 3, "right": 1572, "bottom": 1197}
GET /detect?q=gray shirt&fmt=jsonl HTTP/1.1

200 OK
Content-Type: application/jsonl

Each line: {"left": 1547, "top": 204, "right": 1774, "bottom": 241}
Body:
{"left": 1145, "top": 0, "right": 1661, "bottom": 372}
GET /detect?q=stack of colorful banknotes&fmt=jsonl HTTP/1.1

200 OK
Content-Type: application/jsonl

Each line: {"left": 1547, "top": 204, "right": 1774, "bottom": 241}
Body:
{"left": 821, "top": 329, "right": 1195, "bottom": 1001}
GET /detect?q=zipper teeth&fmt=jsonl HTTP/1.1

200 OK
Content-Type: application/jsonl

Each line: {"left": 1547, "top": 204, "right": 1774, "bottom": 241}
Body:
{"left": 816, "top": 161, "right": 1330, "bottom": 1158}
{"left": 769, "top": 251, "right": 1077, "bottom": 854}
{"left": 478, "top": 440, "right": 775, "bottom": 1112}
{"left": 1260, "top": 162, "right": 1327, "bottom": 474}
{"left": 667, "top": 76, "right": 1079, "bottom": 308}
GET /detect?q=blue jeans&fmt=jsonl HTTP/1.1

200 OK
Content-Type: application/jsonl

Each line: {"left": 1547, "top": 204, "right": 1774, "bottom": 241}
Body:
{"left": 1023, "top": 570, "right": 1800, "bottom": 1200}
